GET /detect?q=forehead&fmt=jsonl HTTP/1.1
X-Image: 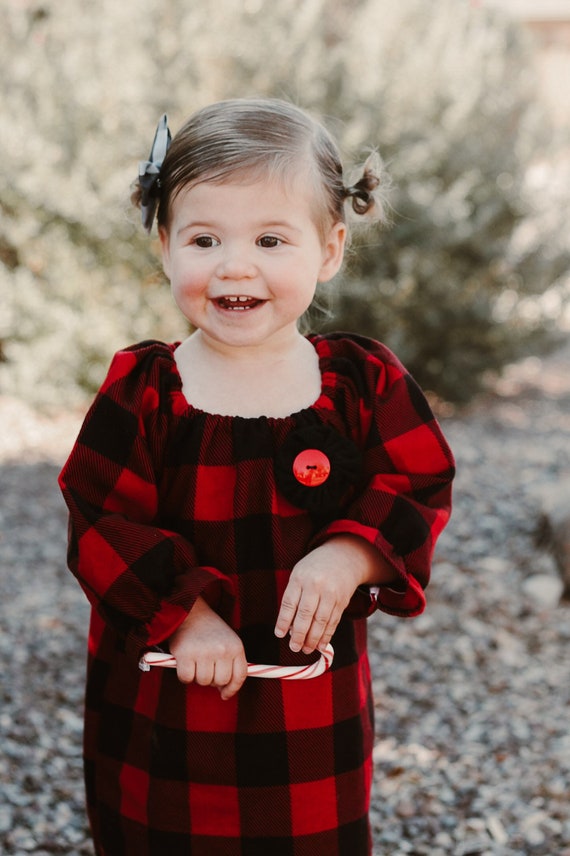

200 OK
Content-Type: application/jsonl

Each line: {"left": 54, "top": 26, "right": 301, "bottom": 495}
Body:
{"left": 171, "top": 170, "right": 318, "bottom": 221}
{"left": 169, "top": 164, "right": 331, "bottom": 236}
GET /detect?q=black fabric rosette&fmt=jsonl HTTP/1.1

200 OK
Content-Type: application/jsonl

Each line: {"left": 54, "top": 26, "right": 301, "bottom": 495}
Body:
{"left": 274, "top": 423, "right": 362, "bottom": 514}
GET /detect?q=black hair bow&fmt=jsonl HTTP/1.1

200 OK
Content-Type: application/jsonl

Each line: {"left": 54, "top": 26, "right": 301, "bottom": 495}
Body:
{"left": 138, "top": 114, "right": 171, "bottom": 233}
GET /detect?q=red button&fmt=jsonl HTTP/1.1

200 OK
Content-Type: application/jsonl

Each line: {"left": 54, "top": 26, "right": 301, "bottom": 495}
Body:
{"left": 292, "top": 449, "right": 331, "bottom": 487}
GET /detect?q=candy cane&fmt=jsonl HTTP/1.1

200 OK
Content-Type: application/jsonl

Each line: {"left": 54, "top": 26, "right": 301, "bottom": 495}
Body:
{"left": 139, "top": 643, "right": 333, "bottom": 680}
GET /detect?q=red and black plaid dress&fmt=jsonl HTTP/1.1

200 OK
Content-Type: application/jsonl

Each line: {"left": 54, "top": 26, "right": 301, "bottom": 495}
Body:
{"left": 59, "top": 333, "right": 454, "bottom": 856}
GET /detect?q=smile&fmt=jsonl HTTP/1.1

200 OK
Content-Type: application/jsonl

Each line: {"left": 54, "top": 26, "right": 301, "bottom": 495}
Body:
{"left": 216, "top": 296, "right": 264, "bottom": 311}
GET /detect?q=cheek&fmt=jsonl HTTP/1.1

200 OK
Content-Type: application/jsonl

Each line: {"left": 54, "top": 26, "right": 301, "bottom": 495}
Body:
{"left": 169, "top": 258, "right": 205, "bottom": 290}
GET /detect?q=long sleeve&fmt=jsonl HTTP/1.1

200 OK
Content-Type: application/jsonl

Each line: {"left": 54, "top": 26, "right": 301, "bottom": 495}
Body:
{"left": 312, "top": 335, "right": 455, "bottom": 618}
{"left": 58, "top": 343, "right": 233, "bottom": 658}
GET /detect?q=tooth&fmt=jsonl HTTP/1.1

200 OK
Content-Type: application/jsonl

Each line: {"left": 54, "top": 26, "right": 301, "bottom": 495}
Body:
{"left": 238, "top": 296, "right": 250, "bottom": 302}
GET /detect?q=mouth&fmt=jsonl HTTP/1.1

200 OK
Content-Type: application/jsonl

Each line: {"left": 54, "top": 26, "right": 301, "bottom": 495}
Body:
{"left": 216, "top": 295, "right": 265, "bottom": 311}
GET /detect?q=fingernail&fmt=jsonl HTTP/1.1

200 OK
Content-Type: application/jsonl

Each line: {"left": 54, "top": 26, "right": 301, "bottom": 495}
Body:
{"left": 274, "top": 628, "right": 284, "bottom": 638}
{"left": 289, "top": 642, "right": 301, "bottom": 652}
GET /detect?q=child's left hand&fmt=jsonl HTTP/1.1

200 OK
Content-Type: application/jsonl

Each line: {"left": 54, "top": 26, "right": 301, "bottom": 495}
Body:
{"left": 274, "top": 535, "right": 397, "bottom": 655}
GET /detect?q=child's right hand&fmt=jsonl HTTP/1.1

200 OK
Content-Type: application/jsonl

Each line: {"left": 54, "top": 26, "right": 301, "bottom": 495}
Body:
{"left": 169, "top": 596, "right": 248, "bottom": 700}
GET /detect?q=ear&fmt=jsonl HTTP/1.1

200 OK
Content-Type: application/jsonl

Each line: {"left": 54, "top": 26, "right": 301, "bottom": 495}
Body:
{"left": 318, "top": 221, "right": 347, "bottom": 283}
{"left": 158, "top": 226, "right": 172, "bottom": 280}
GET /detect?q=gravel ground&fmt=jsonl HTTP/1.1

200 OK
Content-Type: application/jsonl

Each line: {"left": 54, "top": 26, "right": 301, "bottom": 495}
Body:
{"left": 1, "top": 346, "right": 569, "bottom": 856}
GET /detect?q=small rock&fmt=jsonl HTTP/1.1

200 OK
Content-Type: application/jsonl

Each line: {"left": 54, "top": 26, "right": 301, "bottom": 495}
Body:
{"left": 455, "top": 836, "right": 492, "bottom": 856}
{"left": 522, "top": 574, "right": 564, "bottom": 608}
{"left": 434, "top": 831, "right": 454, "bottom": 848}
{"left": 0, "top": 804, "right": 14, "bottom": 833}
{"left": 524, "top": 826, "right": 546, "bottom": 847}
{"left": 7, "top": 826, "right": 37, "bottom": 851}
{"left": 486, "top": 814, "right": 508, "bottom": 844}
{"left": 395, "top": 799, "right": 415, "bottom": 818}
{"left": 476, "top": 556, "right": 512, "bottom": 575}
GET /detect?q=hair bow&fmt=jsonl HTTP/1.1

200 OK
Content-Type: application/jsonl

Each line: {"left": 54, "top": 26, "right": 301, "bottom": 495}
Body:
{"left": 138, "top": 114, "right": 172, "bottom": 233}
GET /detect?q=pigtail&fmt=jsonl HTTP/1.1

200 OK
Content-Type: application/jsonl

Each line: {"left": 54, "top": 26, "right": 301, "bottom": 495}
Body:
{"left": 343, "top": 151, "right": 390, "bottom": 226}
{"left": 130, "top": 181, "right": 144, "bottom": 211}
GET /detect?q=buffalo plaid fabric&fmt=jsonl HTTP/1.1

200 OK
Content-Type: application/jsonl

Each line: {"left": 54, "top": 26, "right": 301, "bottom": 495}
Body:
{"left": 59, "top": 333, "right": 454, "bottom": 856}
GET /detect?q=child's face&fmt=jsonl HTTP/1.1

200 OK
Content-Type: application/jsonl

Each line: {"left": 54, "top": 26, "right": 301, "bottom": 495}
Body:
{"left": 159, "top": 173, "right": 346, "bottom": 353}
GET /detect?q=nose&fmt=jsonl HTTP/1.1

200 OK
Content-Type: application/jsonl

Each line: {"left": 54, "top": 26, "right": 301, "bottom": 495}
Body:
{"left": 215, "top": 244, "right": 257, "bottom": 281}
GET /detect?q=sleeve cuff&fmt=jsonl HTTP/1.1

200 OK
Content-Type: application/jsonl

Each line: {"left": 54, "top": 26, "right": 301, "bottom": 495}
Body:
{"left": 311, "top": 520, "right": 427, "bottom": 619}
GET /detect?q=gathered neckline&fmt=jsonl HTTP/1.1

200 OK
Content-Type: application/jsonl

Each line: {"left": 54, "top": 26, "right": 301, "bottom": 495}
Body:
{"left": 164, "top": 335, "right": 333, "bottom": 424}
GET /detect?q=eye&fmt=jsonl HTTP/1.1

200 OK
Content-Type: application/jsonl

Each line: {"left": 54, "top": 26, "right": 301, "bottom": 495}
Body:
{"left": 257, "top": 235, "right": 282, "bottom": 249}
{"left": 192, "top": 235, "right": 219, "bottom": 248}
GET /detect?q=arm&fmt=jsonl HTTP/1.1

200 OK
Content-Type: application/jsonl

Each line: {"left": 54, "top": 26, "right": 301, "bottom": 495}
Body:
{"left": 169, "top": 596, "right": 247, "bottom": 699}
{"left": 58, "top": 345, "right": 234, "bottom": 661}
{"left": 275, "top": 534, "right": 398, "bottom": 654}
{"left": 275, "top": 340, "right": 455, "bottom": 652}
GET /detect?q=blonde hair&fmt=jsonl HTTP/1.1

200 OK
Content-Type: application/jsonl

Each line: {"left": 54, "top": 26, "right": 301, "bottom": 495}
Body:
{"left": 132, "top": 98, "right": 389, "bottom": 242}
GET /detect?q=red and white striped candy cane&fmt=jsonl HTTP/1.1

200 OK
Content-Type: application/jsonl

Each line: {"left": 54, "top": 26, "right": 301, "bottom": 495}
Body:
{"left": 139, "top": 643, "right": 334, "bottom": 680}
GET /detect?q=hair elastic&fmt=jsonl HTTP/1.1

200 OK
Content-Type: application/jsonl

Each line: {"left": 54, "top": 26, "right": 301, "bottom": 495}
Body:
{"left": 138, "top": 114, "right": 172, "bottom": 233}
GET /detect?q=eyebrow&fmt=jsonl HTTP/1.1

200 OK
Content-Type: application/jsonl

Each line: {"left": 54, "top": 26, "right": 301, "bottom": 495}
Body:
{"left": 263, "top": 221, "right": 303, "bottom": 235}
{"left": 176, "top": 220, "right": 304, "bottom": 239}
{"left": 176, "top": 222, "right": 215, "bottom": 238}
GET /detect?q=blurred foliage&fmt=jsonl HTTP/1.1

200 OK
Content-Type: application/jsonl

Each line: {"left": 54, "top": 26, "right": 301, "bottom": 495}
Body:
{"left": 0, "top": 0, "right": 568, "bottom": 408}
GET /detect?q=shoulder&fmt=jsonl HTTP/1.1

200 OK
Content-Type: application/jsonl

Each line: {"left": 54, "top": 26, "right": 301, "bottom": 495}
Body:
{"left": 312, "top": 332, "right": 437, "bottom": 425}
{"left": 72, "top": 341, "right": 181, "bottom": 464}
{"left": 311, "top": 332, "right": 409, "bottom": 393}
{"left": 61, "top": 342, "right": 181, "bottom": 485}
{"left": 95, "top": 340, "right": 181, "bottom": 418}
{"left": 312, "top": 331, "right": 405, "bottom": 368}
{"left": 100, "top": 340, "right": 177, "bottom": 391}
{"left": 101, "top": 340, "right": 176, "bottom": 386}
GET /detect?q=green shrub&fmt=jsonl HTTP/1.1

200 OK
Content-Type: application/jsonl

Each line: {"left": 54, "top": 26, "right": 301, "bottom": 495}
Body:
{"left": 0, "top": 0, "right": 567, "bottom": 408}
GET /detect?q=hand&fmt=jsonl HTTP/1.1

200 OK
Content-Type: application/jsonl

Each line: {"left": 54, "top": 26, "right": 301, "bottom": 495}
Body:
{"left": 169, "top": 597, "right": 247, "bottom": 700}
{"left": 274, "top": 536, "right": 398, "bottom": 655}
{"left": 274, "top": 542, "right": 363, "bottom": 655}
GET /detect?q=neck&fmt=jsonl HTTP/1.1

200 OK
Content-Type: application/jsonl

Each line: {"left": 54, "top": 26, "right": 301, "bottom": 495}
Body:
{"left": 174, "top": 329, "right": 322, "bottom": 418}
{"left": 190, "top": 328, "right": 309, "bottom": 366}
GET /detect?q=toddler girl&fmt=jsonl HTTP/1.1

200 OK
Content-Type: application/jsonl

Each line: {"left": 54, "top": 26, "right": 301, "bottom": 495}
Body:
{"left": 59, "top": 98, "right": 454, "bottom": 856}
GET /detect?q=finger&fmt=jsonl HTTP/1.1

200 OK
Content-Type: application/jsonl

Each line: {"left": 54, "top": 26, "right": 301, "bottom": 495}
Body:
{"left": 288, "top": 595, "right": 320, "bottom": 652}
{"left": 194, "top": 662, "right": 216, "bottom": 687}
{"left": 300, "top": 595, "right": 343, "bottom": 653}
{"left": 296, "top": 610, "right": 328, "bottom": 654}
{"left": 274, "top": 582, "right": 302, "bottom": 639}
{"left": 212, "top": 661, "right": 233, "bottom": 689}
{"left": 314, "top": 613, "right": 342, "bottom": 654}
{"left": 220, "top": 658, "right": 248, "bottom": 701}
{"left": 301, "top": 605, "right": 340, "bottom": 654}
{"left": 176, "top": 659, "right": 197, "bottom": 685}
